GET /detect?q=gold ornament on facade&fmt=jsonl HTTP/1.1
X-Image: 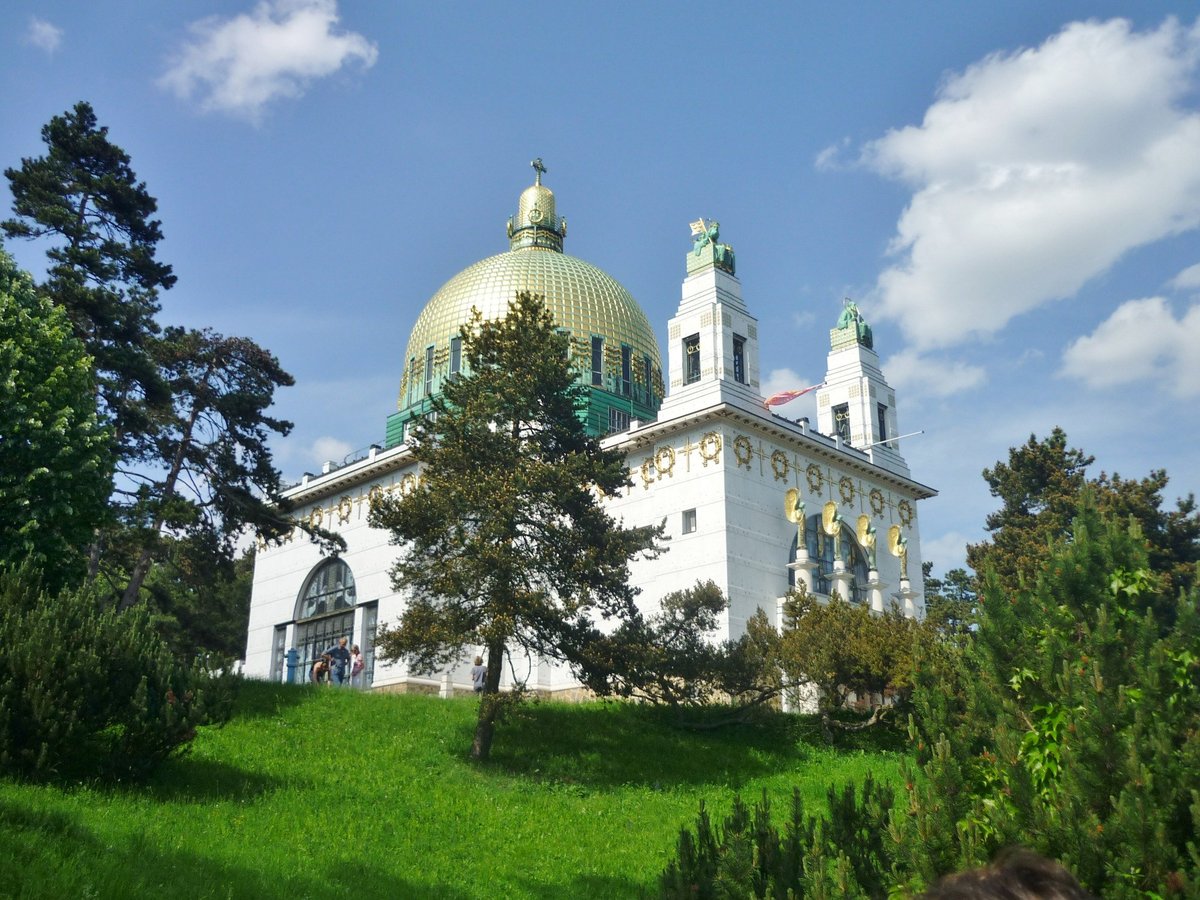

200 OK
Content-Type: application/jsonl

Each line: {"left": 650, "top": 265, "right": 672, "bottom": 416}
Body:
{"left": 898, "top": 499, "right": 914, "bottom": 527}
{"left": 770, "top": 449, "right": 790, "bottom": 482}
{"left": 368, "top": 485, "right": 385, "bottom": 512}
{"left": 888, "top": 524, "right": 909, "bottom": 580}
{"left": 309, "top": 506, "right": 323, "bottom": 528}
{"left": 869, "top": 488, "right": 885, "bottom": 517}
{"left": 336, "top": 496, "right": 353, "bottom": 525}
{"left": 838, "top": 475, "right": 856, "bottom": 506}
{"left": 400, "top": 473, "right": 418, "bottom": 495}
{"left": 698, "top": 431, "right": 722, "bottom": 464}
{"left": 733, "top": 435, "right": 753, "bottom": 469}
{"left": 654, "top": 445, "right": 676, "bottom": 477}
{"left": 640, "top": 457, "right": 655, "bottom": 490}
{"left": 805, "top": 463, "right": 824, "bottom": 493}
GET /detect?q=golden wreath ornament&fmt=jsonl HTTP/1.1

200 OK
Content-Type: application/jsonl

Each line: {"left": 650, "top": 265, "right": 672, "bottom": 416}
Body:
{"left": 367, "top": 484, "right": 384, "bottom": 512}
{"left": 898, "top": 499, "right": 914, "bottom": 526}
{"left": 654, "top": 445, "right": 676, "bottom": 477}
{"left": 770, "top": 450, "right": 789, "bottom": 482}
{"left": 400, "top": 473, "right": 418, "bottom": 495}
{"left": 336, "top": 496, "right": 353, "bottom": 525}
{"left": 869, "top": 488, "right": 886, "bottom": 517}
{"left": 805, "top": 463, "right": 823, "bottom": 493}
{"left": 838, "top": 476, "right": 856, "bottom": 506}
{"left": 640, "top": 458, "right": 655, "bottom": 489}
{"left": 699, "top": 431, "right": 722, "bottom": 464}
{"left": 309, "top": 506, "right": 323, "bottom": 528}
{"left": 733, "top": 435, "right": 753, "bottom": 469}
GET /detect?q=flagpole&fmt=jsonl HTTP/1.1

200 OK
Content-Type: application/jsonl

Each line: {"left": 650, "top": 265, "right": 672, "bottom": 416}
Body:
{"left": 860, "top": 430, "right": 924, "bottom": 449}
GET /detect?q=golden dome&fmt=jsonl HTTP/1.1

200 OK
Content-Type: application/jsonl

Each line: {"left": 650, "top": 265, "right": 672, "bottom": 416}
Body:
{"left": 390, "top": 167, "right": 663, "bottom": 440}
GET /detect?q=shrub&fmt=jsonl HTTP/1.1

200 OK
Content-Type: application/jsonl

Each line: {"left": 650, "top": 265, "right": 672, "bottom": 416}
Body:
{"left": 660, "top": 775, "right": 896, "bottom": 898}
{"left": 0, "top": 563, "right": 232, "bottom": 780}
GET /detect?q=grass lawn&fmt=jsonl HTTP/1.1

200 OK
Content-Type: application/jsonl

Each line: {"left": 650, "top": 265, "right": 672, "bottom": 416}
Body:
{"left": 0, "top": 682, "right": 907, "bottom": 899}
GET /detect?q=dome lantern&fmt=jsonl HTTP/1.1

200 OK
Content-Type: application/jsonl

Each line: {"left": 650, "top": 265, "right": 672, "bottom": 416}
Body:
{"left": 506, "top": 158, "right": 566, "bottom": 252}
{"left": 386, "top": 163, "right": 663, "bottom": 447}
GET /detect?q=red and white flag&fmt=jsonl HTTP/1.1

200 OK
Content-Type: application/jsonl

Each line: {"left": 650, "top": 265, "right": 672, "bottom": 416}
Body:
{"left": 764, "top": 383, "right": 823, "bottom": 409}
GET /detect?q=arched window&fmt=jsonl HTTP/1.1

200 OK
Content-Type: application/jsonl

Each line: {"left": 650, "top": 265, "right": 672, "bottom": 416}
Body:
{"left": 788, "top": 514, "right": 869, "bottom": 603}
{"left": 296, "top": 559, "right": 357, "bottom": 620}
{"left": 294, "top": 559, "right": 357, "bottom": 683}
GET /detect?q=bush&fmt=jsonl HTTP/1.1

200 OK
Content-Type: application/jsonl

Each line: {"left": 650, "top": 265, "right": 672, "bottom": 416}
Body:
{"left": 660, "top": 775, "right": 896, "bottom": 898}
{"left": 0, "top": 563, "right": 233, "bottom": 780}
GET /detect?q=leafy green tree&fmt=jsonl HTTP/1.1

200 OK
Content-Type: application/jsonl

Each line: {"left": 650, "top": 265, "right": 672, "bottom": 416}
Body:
{"left": 967, "top": 428, "right": 1198, "bottom": 598}
{"left": 579, "top": 581, "right": 783, "bottom": 725}
{"left": 4, "top": 103, "right": 329, "bottom": 605}
{"left": 371, "top": 292, "right": 664, "bottom": 761}
{"left": 143, "top": 539, "right": 256, "bottom": 663}
{"left": 0, "top": 249, "right": 112, "bottom": 589}
{"left": 3, "top": 101, "right": 174, "bottom": 461}
{"left": 921, "top": 562, "right": 977, "bottom": 643}
{"left": 895, "top": 500, "right": 1200, "bottom": 897}
{"left": 966, "top": 428, "right": 1092, "bottom": 587}
{"left": 778, "top": 586, "right": 919, "bottom": 740}
{"left": 117, "top": 327, "right": 314, "bottom": 608}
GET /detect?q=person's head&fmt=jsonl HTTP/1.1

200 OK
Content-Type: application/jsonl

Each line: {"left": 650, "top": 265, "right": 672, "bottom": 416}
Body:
{"left": 474, "top": 656, "right": 483, "bottom": 666}
{"left": 339, "top": 637, "right": 348, "bottom": 648}
{"left": 352, "top": 644, "right": 360, "bottom": 654}
{"left": 920, "top": 848, "right": 1093, "bottom": 899}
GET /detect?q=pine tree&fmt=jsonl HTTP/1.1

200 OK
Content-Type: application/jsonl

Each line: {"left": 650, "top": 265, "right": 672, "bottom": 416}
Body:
{"left": 370, "top": 291, "right": 663, "bottom": 760}
{"left": 3, "top": 101, "right": 174, "bottom": 461}
{"left": 898, "top": 498, "right": 1200, "bottom": 896}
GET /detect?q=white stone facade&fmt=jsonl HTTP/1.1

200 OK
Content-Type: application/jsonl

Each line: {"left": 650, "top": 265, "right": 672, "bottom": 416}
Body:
{"left": 245, "top": 226, "right": 935, "bottom": 695}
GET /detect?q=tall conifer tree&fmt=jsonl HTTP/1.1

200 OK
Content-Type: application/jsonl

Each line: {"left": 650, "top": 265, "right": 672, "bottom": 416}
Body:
{"left": 371, "top": 292, "right": 663, "bottom": 760}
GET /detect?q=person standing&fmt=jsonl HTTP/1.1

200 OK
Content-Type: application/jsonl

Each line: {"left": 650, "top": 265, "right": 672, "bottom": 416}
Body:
{"left": 470, "top": 655, "right": 487, "bottom": 693}
{"left": 324, "top": 637, "right": 352, "bottom": 685}
{"left": 350, "top": 644, "right": 365, "bottom": 687}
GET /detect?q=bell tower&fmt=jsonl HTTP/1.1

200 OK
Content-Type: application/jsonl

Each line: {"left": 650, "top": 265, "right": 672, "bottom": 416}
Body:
{"left": 816, "top": 301, "right": 910, "bottom": 478}
{"left": 659, "top": 219, "right": 762, "bottom": 415}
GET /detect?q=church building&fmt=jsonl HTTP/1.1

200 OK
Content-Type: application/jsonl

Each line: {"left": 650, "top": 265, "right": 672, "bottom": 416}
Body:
{"left": 244, "top": 164, "right": 936, "bottom": 692}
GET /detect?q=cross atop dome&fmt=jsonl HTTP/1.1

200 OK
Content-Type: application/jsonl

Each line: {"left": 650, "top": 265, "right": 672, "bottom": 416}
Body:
{"left": 531, "top": 157, "right": 546, "bottom": 185}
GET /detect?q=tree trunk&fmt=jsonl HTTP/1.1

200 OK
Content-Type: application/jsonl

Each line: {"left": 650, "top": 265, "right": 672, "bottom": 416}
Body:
{"left": 119, "top": 399, "right": 203, "bottom": 610}
{"left": 470, "top": 640, "right": 505, "bottom": 761}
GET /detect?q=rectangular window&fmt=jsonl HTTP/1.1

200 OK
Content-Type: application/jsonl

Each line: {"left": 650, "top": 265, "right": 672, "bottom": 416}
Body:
{"left": 732, "top": 334, "right": 746, "bottom": 384}
{"left": 620, "top": 345, "right": 632, "bottom": 396}
{"left": 643, "top": 356, "right": 653, "bottom": 404}
{"left": 682, "top": 508, "right": 697, "bottom": 534}
{"left": 877, "top": 403, "right": 888, "bottom": 444}
{"left": 450, "top": 336, "right": 462, "bottom": 376}
{"left": 591, "top": 336, "right": 603, "bottom": 386}
{"left": 424, "top": 346, "right": 434, "bottom": 396}
{"left": 684, "top": 334, "right": 701, "bottom": 385}
{"left": 833, "top": 403, "right": 851, "bottom": 443}
{"left": 609, "top": 408, "right": 630, "bottom": 433}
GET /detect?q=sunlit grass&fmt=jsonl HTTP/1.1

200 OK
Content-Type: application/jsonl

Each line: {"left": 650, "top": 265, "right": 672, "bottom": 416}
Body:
{"left": 0, "top": 682, "right": 907, "bottom": 899}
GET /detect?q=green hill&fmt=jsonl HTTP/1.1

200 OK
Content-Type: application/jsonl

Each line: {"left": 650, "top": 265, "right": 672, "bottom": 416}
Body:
{"left": 0, "top": 681, "right": 905, "bottom": 899}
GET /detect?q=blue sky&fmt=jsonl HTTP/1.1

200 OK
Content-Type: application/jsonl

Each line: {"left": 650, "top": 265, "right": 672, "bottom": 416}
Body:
{"left": 4, "top": 2, "right": 1199, "bottom": 575}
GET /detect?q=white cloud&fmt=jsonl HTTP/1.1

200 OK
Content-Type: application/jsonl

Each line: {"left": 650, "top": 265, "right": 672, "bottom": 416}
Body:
{"left": 862, "top": 16, "right": 1200, "bottom": 351}
{"left": 1060, "top": 296, "right": 1200, "bottom": 396}
{"left": 160, "top": 0, "right": 378, "bottom": 122}
{"left": 25, "top": 17, "right": 63, "bottom": 53}
{"left": 1169, "top": 262, "right": 1200, "bottom": 290}
{"left": 882, "top": 348, "right": 987, "bottom": 398}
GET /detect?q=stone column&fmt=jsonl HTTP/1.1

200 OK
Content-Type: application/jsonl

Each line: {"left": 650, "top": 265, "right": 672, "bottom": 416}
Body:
{"left": 896, "top": 579, "right": 919, "bottom": 619}
{"left": 866, "top": 570, "right": 887, "bottom": 614}
{"left": 829, "top": 560, "right": 854, "bottom": 603}
{"left": 788, "top": 549, "right": 819, "bottom": 595}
